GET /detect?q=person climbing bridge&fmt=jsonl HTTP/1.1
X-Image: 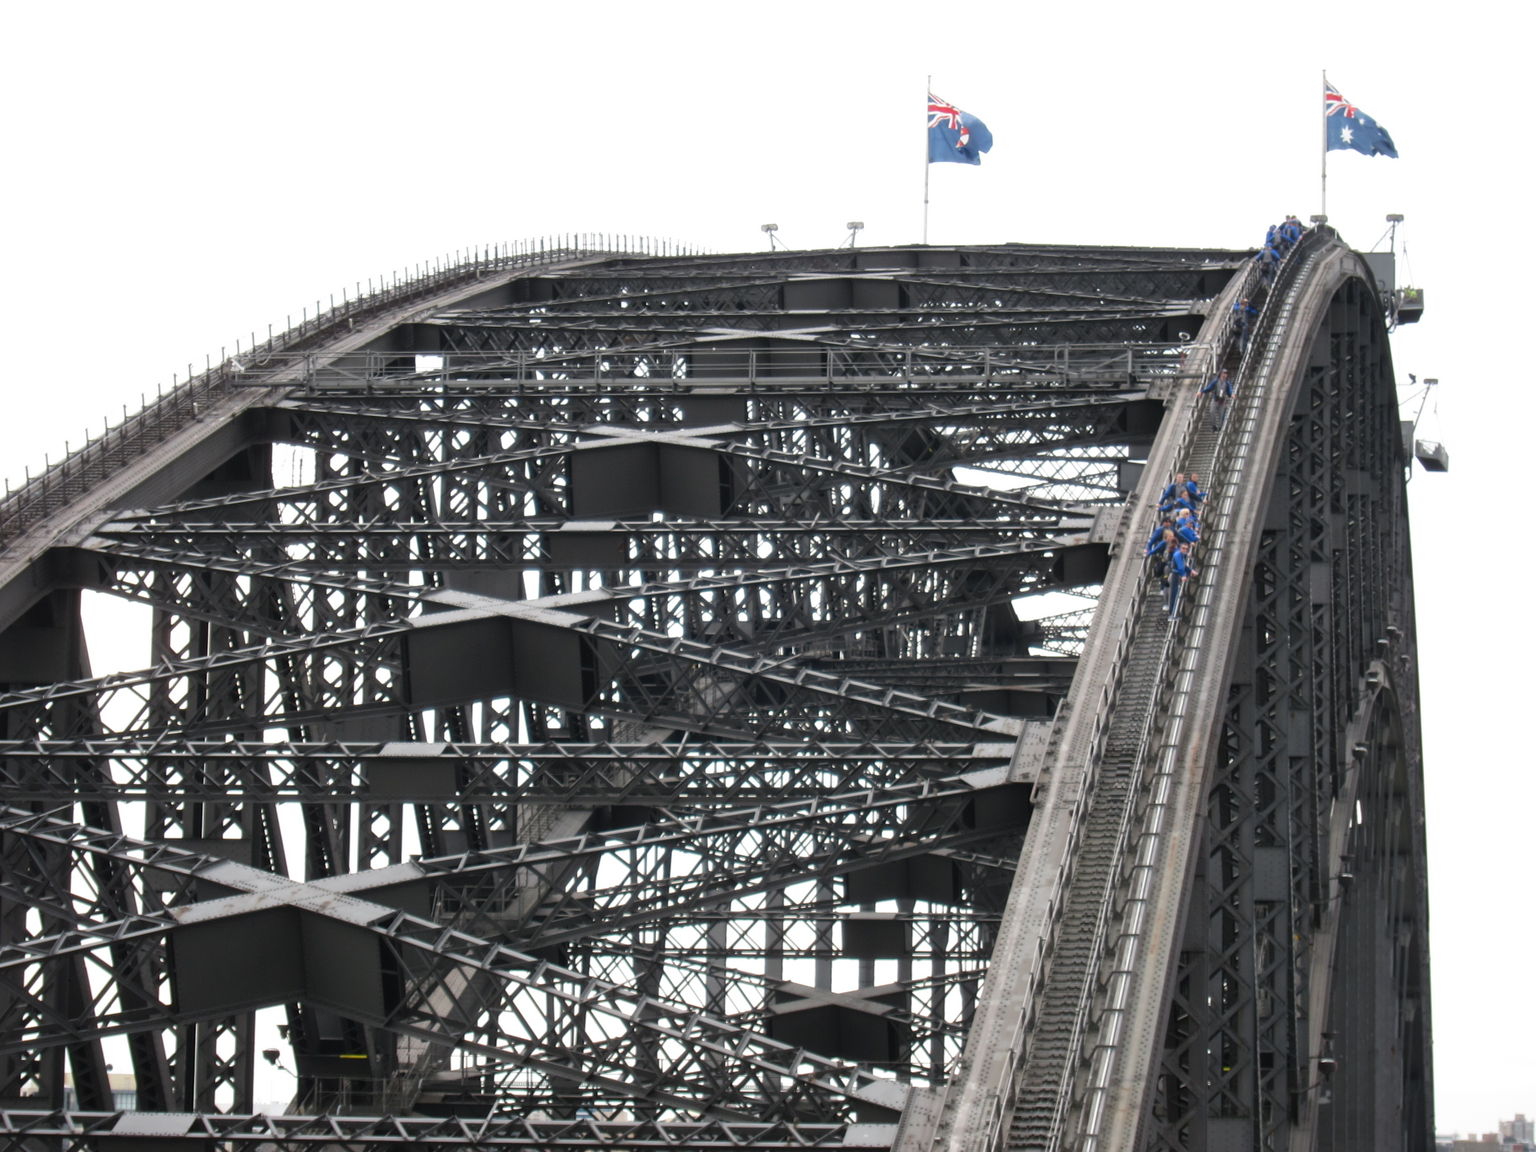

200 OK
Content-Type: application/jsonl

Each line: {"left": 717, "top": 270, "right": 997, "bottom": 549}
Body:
{"left": 1255, "top": 240, "right": 1283, "bottom": 285}
{"left": 1174, "top": 508, "right": 1199, "bottom": 546}
{"left": 1232, "top": 297, "right": 1258, "bottom": 352}
{"left": 1201, "top": 368, "right": 1235, "bottom": 432}
{"left": 1184, "top": 472, "right": 1206, "bottom": 507}
{"left": 1145, "top": 520, "right": 1176, "bottom": 586}
{"left": 1167, "top": 541, "right": 1197, "bottom": 618}
{"left": 1160, "top": 472, "right": 1205, "bottom": 513}
{"left": 1158, "top": 472, "right": 1186, "bottom": 505}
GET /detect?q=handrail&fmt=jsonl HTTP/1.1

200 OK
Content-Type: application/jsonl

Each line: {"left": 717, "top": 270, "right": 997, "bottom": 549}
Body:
{"left": 1072, "top": 229, "right": 1336, "bottom": 1152}
{"left": 1005, "top": 348, "right": 1217, "bottom": 1152}
{"left": 958, "top": 291, "right": 1234, "bottom": 1152}
{"left": 0, "top": 237, "right": 692, "bottom": 551}
{"left": 1, "top": 233, "right": 1232, "bottom": 554}
{"left": 968, "top": 230, "right": 1329, "bottom": 1152}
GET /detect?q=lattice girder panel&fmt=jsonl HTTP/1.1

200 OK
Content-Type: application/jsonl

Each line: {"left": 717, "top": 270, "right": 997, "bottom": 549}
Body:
{"left": 0, "top": 242, "right": 1273, "bottom": 1141}
{"left": 0, "top": 866, "right": 909, "bottom": 1123}
{"left": 0, "top": 1111, "right": 916, "bottom": 1149}
{"left": 1149, "top": 273, "right": 1430, "bottom": 1152}
{"left": 304, "top": 345, "right": 1188, "bottom": 391}
{"left": 435, "top": 315, "right": 1208, "bottom": 356}
{"left": 431, "top": 774, "right": 1027, "bottom": 949}
{"left": 93, "top": 519, "right": 1073, "bottom": 575}
{"left": 0, "top": 738, "right": 1016, "bottom": 805}
{"left": 465, "top": 253, "right": 1236, "bottom": 314}
{"left": 95, "top": 423, "right": 1107, "bottom": 547}
{"left": 81, "top": 533, "right": 1094, "bottom": 669}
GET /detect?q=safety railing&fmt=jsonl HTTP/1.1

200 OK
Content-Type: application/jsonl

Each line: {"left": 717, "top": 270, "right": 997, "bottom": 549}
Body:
{"left": 0, "top": 236, "right": 692, "bottom": 550}
{"left": 953, "top": 296, "right": 1235, "bottom": 1152}
{"left": 1072, "top": 228, "right": 1335, "bottom": 1152}
{"left": 993, "top": 361, "right": 1217, "bottom": 1152}
{"left": 966, "top": 232, "right": 1330, "bottom": 1152}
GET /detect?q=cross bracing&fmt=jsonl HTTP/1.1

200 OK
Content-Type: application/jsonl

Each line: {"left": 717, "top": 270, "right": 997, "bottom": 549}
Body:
{"left": 0, "top": 739, "right": 1018, "bottom": 803}
{"left": 92, "top": 518, "right": 1097, "bottom": 567}
{"left": 0, "top": 1111, "right": 896, "bottom": 1149}
{"left": 0, "top": 238, "right": 1430, "bottom": 1151}
{"left": 294, "top": 347, "right": 1185, "bottom": 391}
{"left": 0, "top": 768, "right": 1014, "bottom": 1016}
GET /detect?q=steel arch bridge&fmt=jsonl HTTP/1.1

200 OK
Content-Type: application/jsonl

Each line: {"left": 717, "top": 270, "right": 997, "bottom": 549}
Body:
{"left": 0, "top": 231, "right": 1431, "bottom": 1151}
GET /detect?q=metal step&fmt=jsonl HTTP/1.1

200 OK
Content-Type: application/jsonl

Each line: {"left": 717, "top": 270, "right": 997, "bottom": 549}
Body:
{"left": 1005, "top": 609, "right": 1170, "bottom": 1150}
{"left": 984, "top": 365, "right": 1249, "bottom": 1151}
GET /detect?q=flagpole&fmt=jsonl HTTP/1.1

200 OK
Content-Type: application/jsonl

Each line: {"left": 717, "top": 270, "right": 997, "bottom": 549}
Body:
{"left": 923, "top": 75, "right": 932, "bottom": 244}
{"left": 1321, "top": 70, "right": 1328, "bottom": 219}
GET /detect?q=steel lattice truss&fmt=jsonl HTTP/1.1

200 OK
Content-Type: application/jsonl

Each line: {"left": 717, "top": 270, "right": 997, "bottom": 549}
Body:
{"left": 1148, "top": 273, "right": 1432, "bottom": 1152}
{"left": 0, "top": 240, "right": 1431, "bottom": 1151}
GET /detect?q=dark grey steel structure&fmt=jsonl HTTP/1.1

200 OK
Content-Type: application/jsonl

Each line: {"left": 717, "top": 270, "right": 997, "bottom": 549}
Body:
{"left": 0, "top": 231, "right": 1431, "bottom": 1151}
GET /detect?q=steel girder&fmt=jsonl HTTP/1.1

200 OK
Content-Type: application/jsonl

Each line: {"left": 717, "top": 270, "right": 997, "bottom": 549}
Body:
{"left": 0, "top": 239, "right": 1430, "bottom": 1149}
{"left": 0, "top": 739, "right": 1018, "bottom": 804}
{"left": 1146, "top": 274, "right": 1431, "bottom": 1152}
{"left": 1104, "top": 243, "right": 1430, "bottom": 1152}
{"left": 0, "top": 1110, "right": 896, "bottom": 1149}
{"left": 881, "top": 234, "right": 1431, "bottom": 1152}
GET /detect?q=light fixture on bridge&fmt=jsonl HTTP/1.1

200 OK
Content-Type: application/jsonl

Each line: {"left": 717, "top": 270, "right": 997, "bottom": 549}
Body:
{"left": 1336, "top": 853, "right": 1355, "bottom": 888}
{"left": 263, "top": 1047, "right": 299, "bottom": 1078}
{"left": 845, "top": 221, "right": 865, "bottom": 248}
{"left": 1310, "top": 214, "right": 1328, "bottom": 226}
{"left": 761, "top": 223, "right": 782, "bottom": 251}
{"left": 1412, "top": 376, "right": 1450, "bottom": 472}
{"left": 1377, "top": 215, "right": 1425, "bottom": 328}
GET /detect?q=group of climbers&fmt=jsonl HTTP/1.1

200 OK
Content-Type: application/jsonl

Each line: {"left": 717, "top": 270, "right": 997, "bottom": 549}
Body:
{"left": 1144, "top": 472, "right": 1205, "bottom": 619}
{"left": 1139, "top": 222, "right": 1294, "bottom": 620}
{"left": 1255, "top": 216, "right": 1306, "bottom": 284}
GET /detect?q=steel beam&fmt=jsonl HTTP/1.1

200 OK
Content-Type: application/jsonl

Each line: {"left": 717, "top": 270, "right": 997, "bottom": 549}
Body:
{"left": 0, "top": 239, "right": 1429, "bottom": 1149}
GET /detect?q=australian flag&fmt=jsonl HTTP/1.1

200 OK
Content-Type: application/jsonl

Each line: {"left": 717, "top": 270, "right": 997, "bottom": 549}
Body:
{"left": 1325, "top": 82, "right": 1398, "bottom": 158}
{"left": 928, "top": 93, "right": 993, "bottom": 165}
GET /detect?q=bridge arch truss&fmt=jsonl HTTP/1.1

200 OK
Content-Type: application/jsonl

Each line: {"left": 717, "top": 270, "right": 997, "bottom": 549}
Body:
{"left": 0, "top": 234, "right": 1430, "bottom": 1151}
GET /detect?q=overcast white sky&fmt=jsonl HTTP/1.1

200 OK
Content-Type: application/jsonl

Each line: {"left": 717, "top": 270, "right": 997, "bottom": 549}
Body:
{"left": 1, "top": 0, "right": 1527, "bottom": 1135}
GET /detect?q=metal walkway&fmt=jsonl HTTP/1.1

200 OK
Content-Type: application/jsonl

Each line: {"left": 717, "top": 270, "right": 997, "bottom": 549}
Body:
{"left": 911, "top": 226, "right": 1431, "bottom": 1152}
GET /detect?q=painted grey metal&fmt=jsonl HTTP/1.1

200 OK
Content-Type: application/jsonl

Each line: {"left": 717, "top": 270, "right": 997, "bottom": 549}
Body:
{"left": 894, "top": 230, "right": 1431, "bottom": 1152}
{"left": 0, "top": 238, "right": 1429, "bottom": 1150}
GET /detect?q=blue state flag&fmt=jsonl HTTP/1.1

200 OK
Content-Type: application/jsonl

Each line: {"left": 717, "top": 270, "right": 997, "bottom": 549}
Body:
{"left": 1324, "top": 82, "right": 1398, "bottom": 158}
{"left": 928, "top": 93, "right": 993, "bottom": 165}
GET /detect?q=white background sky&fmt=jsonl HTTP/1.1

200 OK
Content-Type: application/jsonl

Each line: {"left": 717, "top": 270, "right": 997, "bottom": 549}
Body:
{"left": 1, "top": 0, "right": 1528, "bottom": 1135}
